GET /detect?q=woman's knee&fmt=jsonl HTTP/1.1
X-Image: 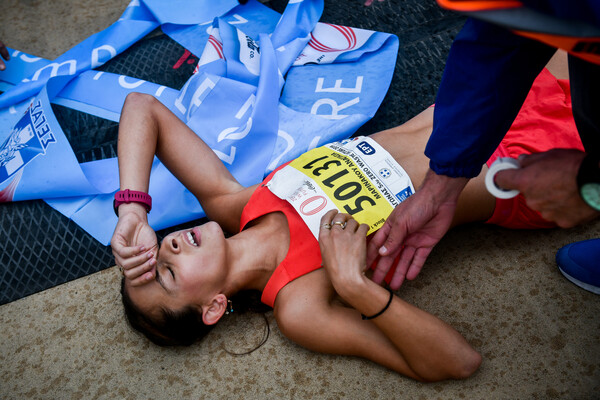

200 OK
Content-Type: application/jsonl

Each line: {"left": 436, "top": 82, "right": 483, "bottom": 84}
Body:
{"left": 123, "top": 92, "right": 158, "bottom": 113}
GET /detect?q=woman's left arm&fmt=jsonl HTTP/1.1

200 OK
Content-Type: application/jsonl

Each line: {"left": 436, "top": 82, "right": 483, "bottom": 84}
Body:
{"left": 299, "top": 210, "right": 482, "bottom": 381}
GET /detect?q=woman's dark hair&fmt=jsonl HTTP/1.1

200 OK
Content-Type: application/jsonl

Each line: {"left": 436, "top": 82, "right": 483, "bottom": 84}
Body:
{"left": 121, "top": 277, "right": 211, "bottom": 346}
{"left": 121, "top": 278, "right": 271, "bottom": 347}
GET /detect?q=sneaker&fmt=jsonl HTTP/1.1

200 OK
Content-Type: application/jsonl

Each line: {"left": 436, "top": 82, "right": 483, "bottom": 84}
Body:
{"left": 556, "top": 238, "right": 600, "bottom": 295}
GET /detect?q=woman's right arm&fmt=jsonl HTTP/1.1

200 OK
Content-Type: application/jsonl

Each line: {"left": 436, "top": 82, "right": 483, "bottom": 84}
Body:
{"left": 118, "top": 92, "right": 254, "bottom": 230}
{"left": 112, "top": 93, "right": 255, "bottom": 283}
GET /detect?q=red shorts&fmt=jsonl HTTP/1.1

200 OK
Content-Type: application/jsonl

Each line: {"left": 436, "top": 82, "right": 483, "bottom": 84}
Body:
{"left": 484, "top": 68, "right": 584, "bottom": 229}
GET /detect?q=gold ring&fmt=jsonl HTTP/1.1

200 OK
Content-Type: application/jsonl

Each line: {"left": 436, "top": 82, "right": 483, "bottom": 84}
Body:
{"left": 332, "top": 221, "right": 347, "bottom": 229}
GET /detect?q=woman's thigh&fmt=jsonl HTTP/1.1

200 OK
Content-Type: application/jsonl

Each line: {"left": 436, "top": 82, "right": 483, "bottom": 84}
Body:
{"left": 369, "top": 107, "right": 496, "bottom": 225}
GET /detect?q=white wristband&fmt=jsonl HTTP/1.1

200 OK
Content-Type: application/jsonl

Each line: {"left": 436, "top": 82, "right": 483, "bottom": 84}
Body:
{"left": 485, "top": 157, "right": 520, "bottom": 199}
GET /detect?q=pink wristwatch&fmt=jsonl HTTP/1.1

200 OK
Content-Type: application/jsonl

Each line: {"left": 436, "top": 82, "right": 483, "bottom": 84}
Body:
{"left": 113, "top": 189, "right": 152, "bottom": 216}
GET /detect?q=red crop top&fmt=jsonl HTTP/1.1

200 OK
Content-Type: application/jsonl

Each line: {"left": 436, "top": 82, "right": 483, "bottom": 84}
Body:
{"left": 239, "top": 167, "right": 322, "bottom": 308}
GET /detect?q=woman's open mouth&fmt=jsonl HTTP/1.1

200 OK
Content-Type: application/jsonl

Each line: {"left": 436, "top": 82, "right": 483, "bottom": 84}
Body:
{"left": 186, "top": 229, "right": 199, "bottom": 246}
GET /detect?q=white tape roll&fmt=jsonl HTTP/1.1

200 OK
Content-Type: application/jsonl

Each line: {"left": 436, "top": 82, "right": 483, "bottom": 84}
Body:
{"left": 485, "top": 157, "right": 520, "bottom": 199}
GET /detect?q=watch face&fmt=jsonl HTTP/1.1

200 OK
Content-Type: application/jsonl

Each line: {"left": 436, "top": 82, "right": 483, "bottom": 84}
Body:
{"left": 581, "top": 183, "right": 600, "bottom": 211}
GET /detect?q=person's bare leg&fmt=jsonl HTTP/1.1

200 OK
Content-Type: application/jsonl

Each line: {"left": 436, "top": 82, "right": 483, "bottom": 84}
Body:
{"left": 371, "top": 108, "right": 496, "bottom": 227}
{"left": 546, "top": 49, "right": 568, "bottom": 79}
{"left": 370, "top": 50, "right": 570, "bottom": 227}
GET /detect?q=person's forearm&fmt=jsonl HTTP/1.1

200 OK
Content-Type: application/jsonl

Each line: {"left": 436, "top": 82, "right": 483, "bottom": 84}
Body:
{"left": 338, "top": 277, "right": 481, "bottom": 381}
{"left": 116, "top": 92, "right": 250, "bottom": 232}
{"left": 117, "top": 94, "right": 158, "bottom": 193}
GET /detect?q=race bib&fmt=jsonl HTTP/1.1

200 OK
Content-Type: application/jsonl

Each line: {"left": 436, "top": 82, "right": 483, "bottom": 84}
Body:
{"left": 267, "top": 136, "right": 414, "bottom": 239}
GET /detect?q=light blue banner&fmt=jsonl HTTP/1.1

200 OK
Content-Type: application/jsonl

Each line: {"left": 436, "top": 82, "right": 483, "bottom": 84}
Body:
{"left": 0, "top": 0, "right": 398, "bottom": 244}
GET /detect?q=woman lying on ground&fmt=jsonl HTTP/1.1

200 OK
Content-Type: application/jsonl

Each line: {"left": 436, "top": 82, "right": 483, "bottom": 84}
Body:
{"left": 111, "top": 52, "right": 580, "bottom": 382}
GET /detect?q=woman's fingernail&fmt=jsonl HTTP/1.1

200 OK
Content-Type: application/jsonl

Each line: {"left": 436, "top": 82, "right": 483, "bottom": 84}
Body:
{"left": 380, "top": 246, "right": 387, "bottom": 255}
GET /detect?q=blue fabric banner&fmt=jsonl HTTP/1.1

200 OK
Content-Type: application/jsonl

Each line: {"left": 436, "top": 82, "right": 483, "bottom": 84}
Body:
{"left": 0, "top": 0, "right": 398, "bottom": 245}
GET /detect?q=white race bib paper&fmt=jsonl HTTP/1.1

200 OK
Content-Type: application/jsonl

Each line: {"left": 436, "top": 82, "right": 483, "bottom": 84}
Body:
{"left": 267, "top": 136, "right": 414, "bottom": 239}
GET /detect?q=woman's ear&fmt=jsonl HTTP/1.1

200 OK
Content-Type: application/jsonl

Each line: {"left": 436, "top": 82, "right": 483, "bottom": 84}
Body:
{"left": 201, "top": 294, "right": 227, "bottom": 325}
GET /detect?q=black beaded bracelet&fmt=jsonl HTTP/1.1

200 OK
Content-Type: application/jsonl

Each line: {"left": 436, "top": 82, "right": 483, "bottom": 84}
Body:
{"left": 361, "top": 288, "right": 394, "bottom": 320}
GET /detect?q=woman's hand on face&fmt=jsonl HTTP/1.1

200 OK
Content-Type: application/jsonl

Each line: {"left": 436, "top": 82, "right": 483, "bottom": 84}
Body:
{"left": 111, "top": 203, "right": 158, "bottom": 286}
{"left": 318, "top": 209, "right": 370, "bottom": 298}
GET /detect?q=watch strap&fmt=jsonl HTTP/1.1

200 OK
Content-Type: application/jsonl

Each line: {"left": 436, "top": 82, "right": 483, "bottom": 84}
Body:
{"left": 113, "top": 189, "right": 152, "bottom": 216}
{"left": 577, "top": 153, "right": 600, "bottom": 210}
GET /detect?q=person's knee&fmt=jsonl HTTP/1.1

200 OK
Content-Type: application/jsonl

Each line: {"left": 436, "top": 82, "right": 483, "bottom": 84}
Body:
{"left": 123, "top": 92, "right": 158, "bottom": 113}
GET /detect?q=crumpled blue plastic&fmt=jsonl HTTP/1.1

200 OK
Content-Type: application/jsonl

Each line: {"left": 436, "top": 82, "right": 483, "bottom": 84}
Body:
{"left": 0, "top": 0, "right": 398, "bottom": 244}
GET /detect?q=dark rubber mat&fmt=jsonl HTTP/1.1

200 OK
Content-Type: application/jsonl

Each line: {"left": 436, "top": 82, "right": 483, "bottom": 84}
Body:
{"left": 1, "top": 201, "right": 115, "bottom": 303}
{"left": 0, "top": 0, "right": 465, "bottom": 305}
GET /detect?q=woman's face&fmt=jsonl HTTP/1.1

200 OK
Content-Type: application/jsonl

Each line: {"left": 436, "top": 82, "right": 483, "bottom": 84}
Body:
{"left": 125, "top": 221, "right": 228, "bottom": 316}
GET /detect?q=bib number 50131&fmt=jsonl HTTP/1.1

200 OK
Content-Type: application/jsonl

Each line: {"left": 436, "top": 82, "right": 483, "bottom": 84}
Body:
{"left": 302, "top": 155, "right": 376, "bottom": 216}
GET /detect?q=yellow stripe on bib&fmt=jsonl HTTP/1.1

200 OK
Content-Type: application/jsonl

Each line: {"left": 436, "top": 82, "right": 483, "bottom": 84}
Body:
{"left": 288, "top": 145, "right": 393, "bottom": 234}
